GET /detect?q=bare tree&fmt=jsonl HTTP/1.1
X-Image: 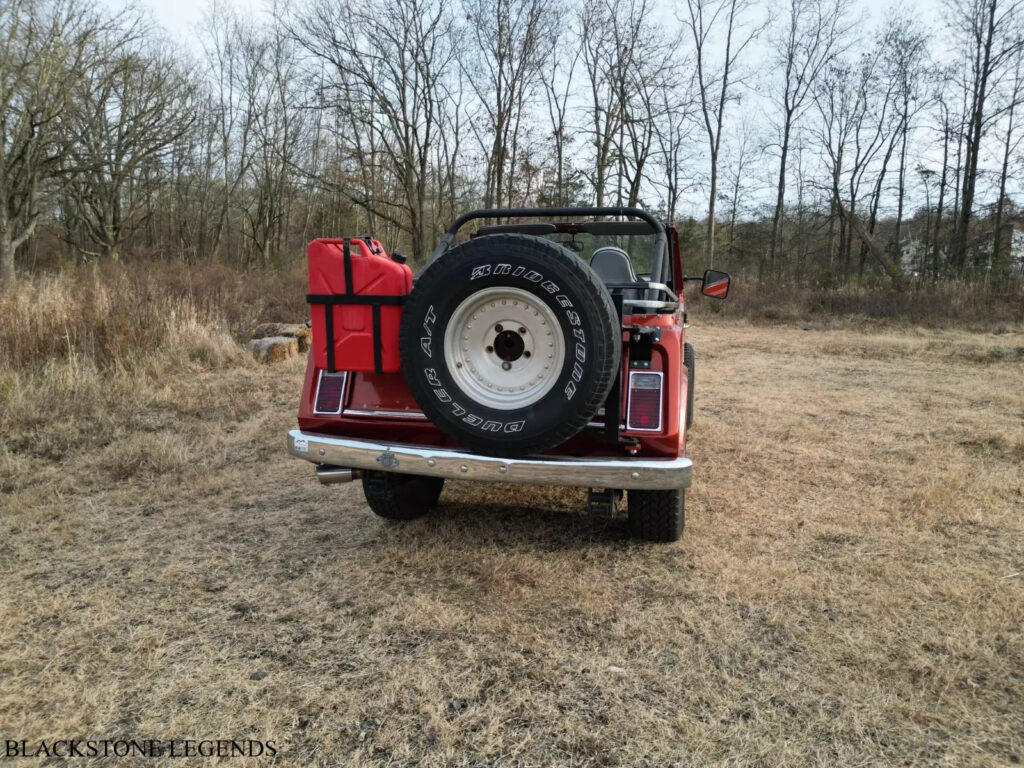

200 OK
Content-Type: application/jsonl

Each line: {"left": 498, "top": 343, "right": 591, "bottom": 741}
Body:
{"left": 722, "top": 118, "right": 762, "bottom": 264}
{"left": 234, "top": 23, "right": 304, "bottom": 266}
{"left": 62, "top": 40, "right": 196, "bottom": 262}
{"left": 813, "top": 56, "right": 861, "bottom": 276}
{"left": 929, "top": 88, "right": 956, "bottom": 277}
{"left": 540, "top": 35, "right": 581, "bottom": 207}
{"left": 461, "top": 0, "right": 555, "bottom": 208}
{"left": 0, "top": 0, "right": 100, "bottom": 286}
{"left": 290, "top": 0, "right": 458, "bottom": 263}
{"left": 886, "top": 14, "right": 930, "bottom": 263}
{"left": 200, "top": 1, "right": 259, "bottom": 262}
{"left": 651, "top": 76, "right": 698, "bottom": 225}
{"left": 991, "top": 50, "right": 1024, "bottom": 275}
{"left": 946, "top": 0, "right": 1024, "bottom": 270}
{"left": 766, "top": 0, "right": 851, "bottom": 272}
{"left": 579, "top": 0, "right": 625, "bottom": 206}
{"left": 682, "top": 0, "right": 763, "bottom": 268}
{"left": 579, "top": 0, "right": 676, "bottom": 208}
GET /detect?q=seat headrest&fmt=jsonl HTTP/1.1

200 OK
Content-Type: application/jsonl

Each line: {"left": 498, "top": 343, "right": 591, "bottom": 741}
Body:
{"left": 590, "top": 246, "right": 637, "bottom": 285}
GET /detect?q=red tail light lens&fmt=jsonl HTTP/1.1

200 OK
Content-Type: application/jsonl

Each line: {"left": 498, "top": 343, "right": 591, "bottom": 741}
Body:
{"left": 627, "top": 371, "right": 663, "bottom": 431}
{"left": 313, "top": 371, "right": 347, "bottom": 414}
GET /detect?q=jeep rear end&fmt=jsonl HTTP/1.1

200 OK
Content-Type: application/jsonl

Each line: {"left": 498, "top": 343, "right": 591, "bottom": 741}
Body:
{"left": 288, "top": 207, "right": 729, "bottom": 541}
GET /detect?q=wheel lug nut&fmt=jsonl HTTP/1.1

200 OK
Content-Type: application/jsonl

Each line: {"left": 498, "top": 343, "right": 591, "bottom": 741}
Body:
{"left": 518, "top": 327, "right": 526, "bottom": 334}
{"left": 495, "top": 324, "right": 503, "bottom": 332}
{"left": 486, "top": 345, "right": 494, "bottom": 353}
{"left": 502, "top": 361, "right": 512, "bottom": 371}
{"left": 524, "top": 351, "right": 531, "bottom": 358}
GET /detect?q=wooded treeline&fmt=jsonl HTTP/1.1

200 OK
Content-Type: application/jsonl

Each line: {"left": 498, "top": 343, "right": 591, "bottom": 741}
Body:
{"left": 1, "top": 0, "right": 1023, "bottom": 290}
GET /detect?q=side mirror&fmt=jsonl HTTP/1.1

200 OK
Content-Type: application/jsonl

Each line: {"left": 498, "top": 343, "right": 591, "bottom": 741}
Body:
{"left": 701, "top": 269, "right": 731, "bottom": 299}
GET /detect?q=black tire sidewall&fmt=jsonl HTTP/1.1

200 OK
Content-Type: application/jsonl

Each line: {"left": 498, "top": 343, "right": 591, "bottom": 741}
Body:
{"left": 400, "top": 235, "right": 619, "bottom": 455}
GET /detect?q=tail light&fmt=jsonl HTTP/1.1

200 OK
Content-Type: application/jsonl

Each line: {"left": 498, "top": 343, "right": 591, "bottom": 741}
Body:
{"left": 313, "top": 370, "right": 348, "bottom": 414}
{"left": 627, "top": 371, "right": 663, "bottom": 431}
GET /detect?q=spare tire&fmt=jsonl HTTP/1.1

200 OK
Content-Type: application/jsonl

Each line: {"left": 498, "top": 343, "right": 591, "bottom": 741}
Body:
{"left": 400, "top": 233, "right": 620, "bottom": 456}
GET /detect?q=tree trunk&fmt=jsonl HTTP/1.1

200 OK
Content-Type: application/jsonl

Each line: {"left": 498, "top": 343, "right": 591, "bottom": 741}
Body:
{"left": 991, "top": 124, "right": 1014, "bottom": 276}
{"left": 950, "top": 0, "right": 998, "bottom": 271}
{"left": 893, "top": 116, "right": 909, "bottom": 264}
{"left": 706, "top": 156, "right": 717, "bottom": 269}
{"left": 0, "top": 231, "right": 14, "bottom": 289}
{"left": 932, "top": 121, "right": 949, "bottom": 279}
{"left": 768, "top": 116, "right": 792, "bottom": 273}
{"left": 991, "top": 61, "right": 1020, "bottom": 278}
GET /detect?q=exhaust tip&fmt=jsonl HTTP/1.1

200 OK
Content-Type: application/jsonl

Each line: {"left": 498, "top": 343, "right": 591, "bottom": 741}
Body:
{"left": 315, "top": 465, "right": 360, "bottom": 484}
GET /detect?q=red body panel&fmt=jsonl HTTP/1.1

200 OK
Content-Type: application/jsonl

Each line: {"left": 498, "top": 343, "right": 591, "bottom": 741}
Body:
{"left": 297, "top": 228, "right": 689, "bottom": 459}
{"left": 308, "top": 238, "right": 412, "bottom": 373}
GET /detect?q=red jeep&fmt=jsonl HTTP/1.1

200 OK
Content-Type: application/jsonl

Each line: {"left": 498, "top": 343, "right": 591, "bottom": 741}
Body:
{"left": 288, "top": 207, "right": 729, "bottom": 541}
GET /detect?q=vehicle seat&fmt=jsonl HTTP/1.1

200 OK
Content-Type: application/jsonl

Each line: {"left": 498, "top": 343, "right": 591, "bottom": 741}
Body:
{"left": 590, "top": 246, "right": 642, "bottom": 300}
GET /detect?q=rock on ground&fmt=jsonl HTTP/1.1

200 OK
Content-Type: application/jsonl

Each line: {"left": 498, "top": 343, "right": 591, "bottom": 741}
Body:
{"left": 248, "top": 336, "right": 299, "bottom": 363}
{"left": 251, "top": 322, "right": 311, "bottom": 352}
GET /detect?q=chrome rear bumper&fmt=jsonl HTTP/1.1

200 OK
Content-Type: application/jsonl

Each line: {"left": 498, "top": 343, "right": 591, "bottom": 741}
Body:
{"left": 287, "top": 429, "right": 691, "bottom": 490}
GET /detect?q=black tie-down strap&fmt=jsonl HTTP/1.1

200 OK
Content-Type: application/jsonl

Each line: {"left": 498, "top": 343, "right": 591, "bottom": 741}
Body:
{"left": 307, "top": 293, "right": 406, "bottom": 374}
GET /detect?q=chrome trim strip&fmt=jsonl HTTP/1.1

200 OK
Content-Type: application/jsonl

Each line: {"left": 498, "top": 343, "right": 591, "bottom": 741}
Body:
{"left": 343, "top": 408, "right": 429, "bottom": 420}
{"left": 287, "top": 430, "right": 691, "bottom": 490}
{"left": 626, "top": 370, "right": 664, "bottom": 432}
{"left": 313, "top": 371, "right": 348, "bottom": 415}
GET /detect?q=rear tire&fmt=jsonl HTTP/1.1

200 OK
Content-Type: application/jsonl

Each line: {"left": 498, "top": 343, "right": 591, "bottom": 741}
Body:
{"left": 628, "top": 488, "right": 685, "bottom": 542}
{"left": 684, "top": 342, "right": 695, "bottom": 429}
{"left": 362, "top": 471, "right": 444, "bottom": 521}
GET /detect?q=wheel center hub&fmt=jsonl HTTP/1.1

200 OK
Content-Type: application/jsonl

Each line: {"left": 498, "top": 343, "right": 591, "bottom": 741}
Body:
{"left": 493, "top": 329, "right": 525, "bottom": 362}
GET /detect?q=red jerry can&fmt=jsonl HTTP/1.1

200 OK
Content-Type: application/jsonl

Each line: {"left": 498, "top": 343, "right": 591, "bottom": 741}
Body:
{"left": 307, "top": 237, "right": 413, "bottom": 374}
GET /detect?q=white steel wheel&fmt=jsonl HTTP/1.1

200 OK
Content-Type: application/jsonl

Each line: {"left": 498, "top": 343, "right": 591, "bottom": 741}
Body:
{"left": 442, "top": 286, "right": 566, "bottom": 410}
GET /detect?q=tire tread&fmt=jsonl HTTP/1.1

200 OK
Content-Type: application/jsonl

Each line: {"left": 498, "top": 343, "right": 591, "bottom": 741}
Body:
{"left": 628, "top": 488, "right": 685, "bottom": 542}
{"left": 362, "top": 470, "right": 444, "bottom": 520}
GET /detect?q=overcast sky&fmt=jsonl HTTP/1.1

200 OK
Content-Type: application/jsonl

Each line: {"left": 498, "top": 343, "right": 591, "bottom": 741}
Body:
{"left": 129, "top": 0, "right": 941, "bottom": 48}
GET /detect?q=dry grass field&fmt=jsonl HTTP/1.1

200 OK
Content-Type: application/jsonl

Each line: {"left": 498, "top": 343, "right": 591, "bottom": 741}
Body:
{"left": 2, "top": 312, "right": 1022, "bottom": 766}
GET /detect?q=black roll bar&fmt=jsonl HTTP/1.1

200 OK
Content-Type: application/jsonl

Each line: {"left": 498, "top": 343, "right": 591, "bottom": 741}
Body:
{"left": 428, "top": 207, "right": 669, "bottom": 286}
